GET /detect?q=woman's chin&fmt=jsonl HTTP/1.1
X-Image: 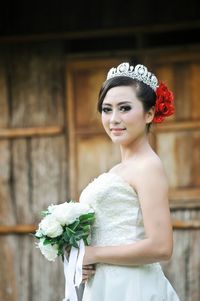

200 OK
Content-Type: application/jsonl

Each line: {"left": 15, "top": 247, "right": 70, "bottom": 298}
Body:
{"left": 110, "top": 136, "right": 127, "bottom": 144}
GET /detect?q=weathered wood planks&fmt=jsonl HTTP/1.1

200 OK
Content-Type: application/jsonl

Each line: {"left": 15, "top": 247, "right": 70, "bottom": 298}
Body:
{"left": 0, "top": 45, "right": 68, "bottom": 301}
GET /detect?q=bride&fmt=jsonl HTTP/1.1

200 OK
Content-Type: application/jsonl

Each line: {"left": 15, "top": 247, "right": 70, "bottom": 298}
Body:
{"left": 79, "top": 62, "right": 180, "bottom": 300}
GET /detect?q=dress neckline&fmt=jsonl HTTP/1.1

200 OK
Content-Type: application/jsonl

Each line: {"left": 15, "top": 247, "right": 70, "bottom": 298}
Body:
{"left": 103, "top": 172, "right": 138, "bottom": 196}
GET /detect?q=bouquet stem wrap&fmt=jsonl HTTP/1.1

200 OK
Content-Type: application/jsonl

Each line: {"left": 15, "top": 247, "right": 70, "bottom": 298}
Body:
{"left": 63, "top": 239, "right": 85, "bottom": 301}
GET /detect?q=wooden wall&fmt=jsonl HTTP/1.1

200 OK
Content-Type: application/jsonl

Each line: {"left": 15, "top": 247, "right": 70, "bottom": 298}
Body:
{"left": 0, "top": 43, "right": 200, "bottom": 301}
{"left": 0, "top": 44, "right": 68, "bottom": 301}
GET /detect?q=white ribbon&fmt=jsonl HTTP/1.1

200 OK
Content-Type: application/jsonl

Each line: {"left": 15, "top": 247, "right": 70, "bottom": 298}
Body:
{"left": 62, "top": 239, "right": 85, "bottom": 301}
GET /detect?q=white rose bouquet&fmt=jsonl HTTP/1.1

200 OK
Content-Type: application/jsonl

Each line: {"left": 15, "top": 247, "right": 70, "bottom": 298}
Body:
{"left": 34, "top": 201, "right": 95, "bottom": 301}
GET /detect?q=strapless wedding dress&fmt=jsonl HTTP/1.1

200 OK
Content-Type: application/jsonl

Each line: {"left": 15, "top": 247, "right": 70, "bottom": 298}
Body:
{"left": 80, "top": 172, "right": 180, "bottom": 301}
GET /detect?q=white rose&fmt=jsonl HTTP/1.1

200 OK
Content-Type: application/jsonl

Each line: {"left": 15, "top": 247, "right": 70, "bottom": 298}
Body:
{"left": 70, "top": 203, "right": 94, "bottom": 219}
{"left": 52, "top": 202, "right": 77, "bottom": 225}
{"left": 38, "top": 239, "right": 58, "bottom": 261}
{"left": 75, "top": 202, "right": 94, "bottom": 215}
{"left": 47, "top": 204, "right": 57, "bottom": 213}
{"left": 39, "top": 215, "right": 63, "bottom": 238}
{"left": 52, "top": 202, "right": 93, "bottom": 226}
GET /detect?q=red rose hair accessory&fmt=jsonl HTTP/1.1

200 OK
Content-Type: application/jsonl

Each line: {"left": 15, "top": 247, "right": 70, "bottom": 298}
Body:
{"left": 153, "top": 82, "right": 175, "bottom": 123}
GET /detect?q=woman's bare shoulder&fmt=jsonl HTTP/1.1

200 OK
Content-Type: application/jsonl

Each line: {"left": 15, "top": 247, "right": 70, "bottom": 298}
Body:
{"left": 126, "top": 152, "right": 168, "bottom": 190}
{"left": 108, "top": 151, "right": 168, "bottom": 192}
{"left": 139, "top": 152, "right": 165, "bottom": 172}
{"left": 135, "top": 153, "right": 168, "bottom": 192}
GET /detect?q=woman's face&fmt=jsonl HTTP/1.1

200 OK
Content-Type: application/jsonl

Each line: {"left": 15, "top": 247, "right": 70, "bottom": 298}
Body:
{"left": 101, "top": 85, "right": 153, "bottom": 146}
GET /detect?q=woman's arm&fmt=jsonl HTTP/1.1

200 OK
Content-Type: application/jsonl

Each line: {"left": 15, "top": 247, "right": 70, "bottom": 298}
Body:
{"left": 83, "top": 158, "right": 173, "bottom": 266}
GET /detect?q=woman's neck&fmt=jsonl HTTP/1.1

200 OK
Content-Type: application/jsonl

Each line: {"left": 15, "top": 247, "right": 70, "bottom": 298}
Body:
{"left": 120, "top": 135, "right": 151, "bottom": 162}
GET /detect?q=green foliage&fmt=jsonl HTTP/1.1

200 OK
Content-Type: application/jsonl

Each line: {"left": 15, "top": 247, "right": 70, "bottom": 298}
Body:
{"left": 41, "top": 210, "right": 50, "bottom": 217}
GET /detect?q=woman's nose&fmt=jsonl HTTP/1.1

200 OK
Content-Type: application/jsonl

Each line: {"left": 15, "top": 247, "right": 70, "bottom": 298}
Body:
{"left": 110, "top": 110, "right": 121, "bottom": 124}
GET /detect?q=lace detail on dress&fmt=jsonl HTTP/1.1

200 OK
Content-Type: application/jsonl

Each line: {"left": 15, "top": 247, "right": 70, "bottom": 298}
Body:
{"left": 79, "top": 173, "right": 146, "bottom": 246}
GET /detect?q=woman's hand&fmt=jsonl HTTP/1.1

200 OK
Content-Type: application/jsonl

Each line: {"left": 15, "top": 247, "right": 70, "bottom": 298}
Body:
{"left": 82, "top": 264, "right": 96, "bottom": 283}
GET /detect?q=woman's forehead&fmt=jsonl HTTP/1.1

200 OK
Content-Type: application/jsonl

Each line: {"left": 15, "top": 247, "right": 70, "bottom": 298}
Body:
{"left": 103, "top": 86, "right": 138, "bottom": 104}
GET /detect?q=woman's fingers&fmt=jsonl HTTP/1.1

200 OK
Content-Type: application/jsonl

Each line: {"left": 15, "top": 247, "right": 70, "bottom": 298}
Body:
{"left": 82, "top": 265, "right": 95, "bottom": 282}
{"left": 83, "top": 264, "right": 95, "bottom": 271}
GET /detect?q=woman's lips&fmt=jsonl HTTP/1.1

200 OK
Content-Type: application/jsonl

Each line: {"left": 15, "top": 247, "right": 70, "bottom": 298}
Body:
{"left": 110, "top": 128, "right": 126, "bottom": 134}
{"left": 111, "top": 128, "right": 126, "bottom": 131}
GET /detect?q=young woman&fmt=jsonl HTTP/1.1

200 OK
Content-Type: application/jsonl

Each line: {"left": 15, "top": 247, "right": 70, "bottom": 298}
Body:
{"left": 80, "top": 62, "right": 180, "bottom": 300}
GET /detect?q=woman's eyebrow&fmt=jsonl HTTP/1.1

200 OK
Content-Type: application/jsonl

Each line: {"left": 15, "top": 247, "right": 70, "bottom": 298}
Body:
{"left": 102, "top": 101, "right": 132, "bottom": 106}
{"left": 117, "top": 101, "right": 132, "bottom": 105}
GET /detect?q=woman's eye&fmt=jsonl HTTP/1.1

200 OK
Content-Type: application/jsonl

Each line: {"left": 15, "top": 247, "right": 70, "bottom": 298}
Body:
{"left": 120, "top": 105, "right": 131, "bottom": 112}
{"left": 102, "top": 107, "right": 112, "bottom": 113}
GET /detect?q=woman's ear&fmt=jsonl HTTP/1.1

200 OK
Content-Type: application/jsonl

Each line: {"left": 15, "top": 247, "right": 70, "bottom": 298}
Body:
{"left": 145, "top": 106, "right": 155, "bottom": 124}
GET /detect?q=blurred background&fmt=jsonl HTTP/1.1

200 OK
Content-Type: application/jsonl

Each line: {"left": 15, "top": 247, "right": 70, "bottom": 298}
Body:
{"left": 0, "top": 1, "right": 200, "bottom": 300}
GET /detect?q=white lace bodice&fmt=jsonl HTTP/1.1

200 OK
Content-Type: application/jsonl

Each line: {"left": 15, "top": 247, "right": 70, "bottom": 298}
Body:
{"left": 81, "top": 173, "right": 181, "bottom": 301}
{"left": 79, "top": 172, "right": 146, "bottom": 246}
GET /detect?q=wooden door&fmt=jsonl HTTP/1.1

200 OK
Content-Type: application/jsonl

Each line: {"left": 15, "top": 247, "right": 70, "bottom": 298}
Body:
{"left": 67, "top": 54, "right": 200, "bottom": 301}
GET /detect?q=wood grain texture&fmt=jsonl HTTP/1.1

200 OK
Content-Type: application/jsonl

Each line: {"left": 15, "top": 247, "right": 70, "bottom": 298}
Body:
{"left": 0, "top": 224, "right": 36, "bottom": 233}
{"left": 5, "top": 46, "right": 65, "bottom": 127}
{"left": 162, "top": 209, "right": 200, "bottom": 301}
{"left": 31, "top": 136, "right": 68, "bottom": 221}
{"left": 0, "top": 235, "right": 66, "bottom": 301}
{"left": 0, "top": 236, "right": 18, "bottom": 301}
{"left": 0, "top": 60, "right": 9, "bottom": 127}
{"left": 0, "top": 126, "right": 64, "bottom": 138}
{"left": 156, "top": 133, "right": 178, "bottom": 187}
{"left": 155, "top": 120, "right": 200, "bottom": 132}
{"left": 74, "top": 68, "right": 105, "bottom": 129}
{"left": 0, "top": 45, "right": 70, "bottom": 301}
{"left": 12, "top": 139, "right": 31, "bottom": 223}
{"left": 157, "top": 131, "right": 200, "bottom": 189}
{"left": 173, "top": 63, "right": 191, "bottom": 120}
{"left": 191, "top": 64, "right": 200, "bottom": 119}
{"left": 77, "top": 135, "right": 120, "bottom": 197}
{"left": 192, "top": 131, "right": 200, "bottom": 186}
{"left": 0, "top": 140, "right": 16, "bottom": 225}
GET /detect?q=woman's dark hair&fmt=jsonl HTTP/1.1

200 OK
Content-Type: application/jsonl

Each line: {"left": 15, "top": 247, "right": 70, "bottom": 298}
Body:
{"left": 97, "top": 76, "right": 156, "bottom": 131}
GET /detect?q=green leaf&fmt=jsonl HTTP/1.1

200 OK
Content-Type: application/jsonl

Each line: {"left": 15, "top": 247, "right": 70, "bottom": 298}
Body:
{"left": 69, "top": 236, "right": 79, "bottom": 248}
{"left": 41, "top": 210, "right": 50, "bottom": 217}
{"left": 74, "top": 233, "right": 84, "bottom": 241}
{"left": 65, "top": 227, "right": 75, "bottom": 235}
{"left": 69, "top": 220, "right": 80, "bottom": 231}
{"left": 83, "top": 237, "right": 89, "bottom": 245}
{"left": 43, "top": 238, "right": 52, "bottom": 245}
{"left": 57, "top": 241, "right": 65, "bottom": 252}
{"left": 80, "top": 225, "right": 91, "bottom": 232}
{"left": 79, "top": 212, "right": 95, "bottom": 222}
{"left": 63, "top": 232, "right": 70, "bottom": 242}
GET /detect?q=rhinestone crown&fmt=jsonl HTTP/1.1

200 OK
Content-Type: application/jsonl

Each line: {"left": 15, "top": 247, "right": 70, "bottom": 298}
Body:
{"left": 106, "top": 62, "right": 158, "bottom": 91}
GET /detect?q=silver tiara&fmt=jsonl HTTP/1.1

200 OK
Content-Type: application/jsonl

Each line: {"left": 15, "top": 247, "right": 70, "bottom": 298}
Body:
{"left": 106, "top": 62, "right": 158, "bottom": 91}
